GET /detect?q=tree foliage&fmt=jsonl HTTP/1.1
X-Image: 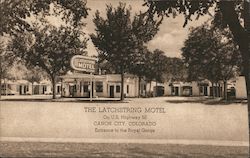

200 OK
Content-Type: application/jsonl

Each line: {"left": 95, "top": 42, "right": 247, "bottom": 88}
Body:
{"left": 9, "top": 25, "right": 88, "bottom": 98}
{"left": 91, "top": 3, "right": 159, "bottom": 100}
{"left": 164, "top": 57, "right": 187, "bottom": 82}
{"left": 0, "top": 0, "right": 89, "bottom": 35}
{"left": 182, "top": 24, "right": 241, "bottom": 81}
{"left": 144, "top": 0, "right": 249, "bottom": 95}
{"left": 144, "top": 0, "right": 215, "bottom": 27}
{"left": 0, "top": 0, "right": 89, "bottom": 99}
{"left": 182, "top": 23, "right": 241, "bottom": 99}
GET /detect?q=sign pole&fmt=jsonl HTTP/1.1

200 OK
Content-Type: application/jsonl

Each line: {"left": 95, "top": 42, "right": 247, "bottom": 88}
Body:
{"left": 70, "top": 55, "right": 97, "bottom": 102}
{"left": 90, "top": 72, "right": 93, "bottom": 102}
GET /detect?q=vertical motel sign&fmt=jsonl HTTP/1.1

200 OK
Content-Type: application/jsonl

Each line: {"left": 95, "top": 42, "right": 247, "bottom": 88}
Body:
{"left": 70, "top": 55, "right": 97, "bottom": 101}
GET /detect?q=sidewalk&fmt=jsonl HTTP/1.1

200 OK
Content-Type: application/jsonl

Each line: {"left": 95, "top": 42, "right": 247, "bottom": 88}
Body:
{"left": 0, "top": 95, "right": 121, "bottom": 102}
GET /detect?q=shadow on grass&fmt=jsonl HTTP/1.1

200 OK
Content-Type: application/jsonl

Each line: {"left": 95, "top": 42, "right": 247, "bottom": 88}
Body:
{"left": 166, "top": 98, "right": 248, "bottom": 105}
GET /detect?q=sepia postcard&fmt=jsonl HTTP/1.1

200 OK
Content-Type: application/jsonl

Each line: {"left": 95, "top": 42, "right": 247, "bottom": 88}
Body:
{"left": 0, "top": 0, "right": 249, "bottom": 157}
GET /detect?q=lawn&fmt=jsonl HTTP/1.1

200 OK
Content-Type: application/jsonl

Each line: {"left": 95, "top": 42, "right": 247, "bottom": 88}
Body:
{"left": 0, "top": 142, "right": 249, "bottom": 158}
{"left": 0, "top": 96, "right": 249, "bottom": 157}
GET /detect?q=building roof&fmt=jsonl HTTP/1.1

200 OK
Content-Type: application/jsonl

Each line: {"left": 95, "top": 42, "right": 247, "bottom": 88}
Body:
{"left": 60, "top": 73, "right": 106, "bottom": 79}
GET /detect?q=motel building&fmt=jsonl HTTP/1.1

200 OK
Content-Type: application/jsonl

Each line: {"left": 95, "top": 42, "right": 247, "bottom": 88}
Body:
{"left": 1, "top": 79, "right": 61, "bottom": 96}
{"left": 163, "top": 77, "right": 247, "bottom": 99}
{"left": 1, "top": 76, "right": 247, "bottom": 99}
{"left": 59, "top": 55, "right": 147, "bottom": 98}
{"left": 164, "top": 80, "right": 224, "bottom": 97}
{"left": 60, "top": 73, "right": 141, "bottom": 98}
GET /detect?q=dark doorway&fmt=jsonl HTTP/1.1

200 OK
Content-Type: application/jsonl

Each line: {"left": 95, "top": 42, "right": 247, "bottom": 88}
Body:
{"left": 110, "top": 85, "right": 114, "bottom": 98}
{"left": 69, "top": 86, "right": 74, "bottom": 97}
{"left": 175, "top": 87, "right": 179, "bottom": 96}
{"left": 204, "top": 86, "right": 208, "bottom": 96}
{"left": 19, "top": 85, "right": 22, "bottom": 95}
{"left": 156, "top": 86, "right": 164, "bottom": 96}
{"left": 92, "top": 82, "right": 94, "bottom": 97}
{"left": 43, "top": 86, "right": 46, "bottom": 94}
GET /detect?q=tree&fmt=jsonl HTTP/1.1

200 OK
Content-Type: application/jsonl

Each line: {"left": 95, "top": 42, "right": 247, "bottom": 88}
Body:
{"left": 0, "top": 40, "right": 16, "bottom": 97}
{"left": 151, "top": 49, "right": 169, "bottom": 83}
{"left": 129, "top": 46, "right": 152, "bottom": 97}
{"left": 0, "top": 0, "right": 89, "bottom": 99}
{"left": 24, "top": 66, "right": 46, "bottom": 95}
{"left": 132, "top": 49, "right": 168, "bottom": 97}
{"left": 164, "top": 57, "right": 187, "bottom": 82}
{"left": 182, "top": 24, "right": 241, "bottom": 100}
{"left": 0, "top": 0, "right": 89, "bottom": 35}
{"left": 145, "top": 0, "right": 250, "bottom": 138}
{"left": 9, "top": 25, "right": 88, "bottom": 99}
{"left": 91, "top": 3, "right": 159, "bottom": 100}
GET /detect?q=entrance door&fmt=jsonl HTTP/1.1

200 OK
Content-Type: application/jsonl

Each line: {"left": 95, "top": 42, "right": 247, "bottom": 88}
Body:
{"left": 110, "top": 85, "right": 114, "bottom": 98}
{"left": 175, "top": 87, "right": 179, "bottom": 96}
{"left": 204, "top": 86, "right": 208, "bottom": 96}
{"left": 19, "top": 85, "right": 22, "bottom": 95}
{"left": 69, "top": 86, "right": 74, "bottom": 97}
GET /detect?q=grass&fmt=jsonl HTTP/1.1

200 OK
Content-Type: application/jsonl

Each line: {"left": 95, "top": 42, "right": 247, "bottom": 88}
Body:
{"left": 0, "top": 142, "right": 249, "bottom": 158}
{"left": 166, "top": 97, "right": 247, "bottom": 105}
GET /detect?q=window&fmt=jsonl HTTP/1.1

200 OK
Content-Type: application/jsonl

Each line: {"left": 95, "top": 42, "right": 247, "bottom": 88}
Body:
{"left": 116, "top": 85, "right": 120, "bottom": 93}
{"left": 84, "top": 82, "right": 89, "bottom": 92}
{"left": 127, "top": 85, "right": 129, "bottom": 94}
{"left": 96, "top": 82, "right": 103, "bottom": 93}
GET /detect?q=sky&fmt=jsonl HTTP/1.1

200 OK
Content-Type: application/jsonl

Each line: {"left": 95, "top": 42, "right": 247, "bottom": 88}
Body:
{"left": 43, "top": 0, "right": 212, "bottom": 58}
{"left": 83, "top": 0, "right": 212, "bottom": 58}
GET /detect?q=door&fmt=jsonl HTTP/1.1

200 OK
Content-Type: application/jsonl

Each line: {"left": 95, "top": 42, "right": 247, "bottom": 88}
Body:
{"left": 110, "top": 85, "right": 114, "bottom": 98}
{"left": 19, "top": 85, "right": 22, "bottom": 95}
{"left": 42, "top": 86, "right": 46, "bottom": 94}
{"left": 204, "top": 86, "right": 208, "bottom": 96}
{"left": 69, "top": 86, "right": 74, "bottom": 97}
{"left": 175, "top": 87, "right": 179, "bottom": 96}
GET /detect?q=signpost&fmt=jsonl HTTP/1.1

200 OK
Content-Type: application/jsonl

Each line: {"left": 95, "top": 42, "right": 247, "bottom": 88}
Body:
{"left": 71, "top": 55, "right": 97, "bottom": 101}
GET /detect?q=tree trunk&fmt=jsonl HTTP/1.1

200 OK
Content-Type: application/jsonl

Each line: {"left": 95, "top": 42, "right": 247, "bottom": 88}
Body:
{"left": 4, "top": 78, "right": 6, "bottom": 96}
{"left": 215, "top": 82, "right": 219, "bottom": 98}
{"left": 243, "top": 0, "right": 250, "bottom": 144}
{"left": 138, "top": 76, "right": 141, "bottom": 98}
{"left": 52, "top": 76, "right": 56, "bottom": 99}
{"left": 0, "top": 65, "right": 2, "bottom": 99}
{"left": 0, "top": 56, "right": 2, "bottom": 99}
{"left": 120, "top": 69, "right": 124, "bottom": 101}
{"left": 223, "top": 81, "right": 227, "bottom": 101}
{"left": 243, "top": 1, "right": 250, "bottom": 142}
{"left": 219, "top": 0, "right": 250, "bottom": 144}
{"left": 61, "top": 78, "right": 63, "bottom": 97}
{"left": 155, "top": 81, "right": 158, "bottom": 97}
{"left": 212, "top": 82, "right": 215, "bottom": 98}
{"left": 149, "top": 81, "right": 152, "bottom": 97}
{"left": 31, "top": 83, "right": 34, "bottom": 95}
